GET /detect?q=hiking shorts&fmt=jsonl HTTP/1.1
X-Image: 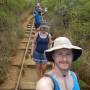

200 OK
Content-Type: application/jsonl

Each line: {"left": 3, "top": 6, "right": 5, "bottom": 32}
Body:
{"left": 33, "top": 51, "right": 47, "bottom": 64}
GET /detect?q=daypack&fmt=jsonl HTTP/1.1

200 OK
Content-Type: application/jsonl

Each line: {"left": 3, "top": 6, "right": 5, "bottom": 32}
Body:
{"left": 34, "top": 11, "right": 42, "bottom": 24}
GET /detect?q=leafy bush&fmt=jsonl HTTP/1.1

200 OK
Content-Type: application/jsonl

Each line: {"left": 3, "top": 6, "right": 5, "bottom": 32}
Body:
{"left": 44, "top": 0, "right": 90, "bottom": 87}
{"left": 0, "top": 0, "right": 34, "bottom": 83}
{"left": 0, "top": 57, "right": 9, "bottom": 84}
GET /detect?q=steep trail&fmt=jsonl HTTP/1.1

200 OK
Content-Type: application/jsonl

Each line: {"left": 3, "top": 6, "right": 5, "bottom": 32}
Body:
{"left": 0, "top": 12, "right": 52, "bottom": 90}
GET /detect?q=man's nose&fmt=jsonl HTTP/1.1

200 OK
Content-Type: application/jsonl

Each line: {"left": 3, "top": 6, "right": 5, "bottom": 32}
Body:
{"left": 62, "top": 55, "right": 67, "bottom": 61}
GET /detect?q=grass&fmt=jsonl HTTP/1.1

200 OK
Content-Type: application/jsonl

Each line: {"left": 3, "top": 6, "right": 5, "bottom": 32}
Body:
{"left": 80, "top": 80, "right": 90, "bottom": 90}
{"left": 0, "top": 0, "right": 34, "bottom": 84}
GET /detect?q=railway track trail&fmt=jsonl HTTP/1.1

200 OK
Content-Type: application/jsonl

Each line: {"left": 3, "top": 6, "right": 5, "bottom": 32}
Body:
{"left": 14, "top": 16, "right": 36, "bottom": 90}
{"left": 0, "top": 14, "right": 36, "bottom": 90}
{"left": 0, "top": 14, "right": 52, "bottom": 90}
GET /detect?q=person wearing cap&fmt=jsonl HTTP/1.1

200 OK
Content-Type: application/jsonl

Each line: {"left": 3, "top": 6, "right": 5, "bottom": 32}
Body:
{"left": 32, "top": 22, "right": 52, "bottom": 80}
{"left": 36, "top": 37, "right": 82, "bottom": 90}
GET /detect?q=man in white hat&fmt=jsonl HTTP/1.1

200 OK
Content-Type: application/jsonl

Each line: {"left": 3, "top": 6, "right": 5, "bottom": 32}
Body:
{"left": 36, "top": 37, "right": 82, "bottom": 90}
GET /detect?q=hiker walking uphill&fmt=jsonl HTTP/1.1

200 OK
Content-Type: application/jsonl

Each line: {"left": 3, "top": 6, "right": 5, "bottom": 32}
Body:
{"left": 36, "top": 37, "right": 82, "bottom": 90}
{"left": 33, "top": 3, "right": 43, "bottom": 31}
{"left": 32, "top": 21, "right": 52, "bottom": 80}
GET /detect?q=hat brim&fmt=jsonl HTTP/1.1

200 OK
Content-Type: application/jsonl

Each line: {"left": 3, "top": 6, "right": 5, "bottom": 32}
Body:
{"left": 45, "top": 45, "right": 82, "bottom": 62}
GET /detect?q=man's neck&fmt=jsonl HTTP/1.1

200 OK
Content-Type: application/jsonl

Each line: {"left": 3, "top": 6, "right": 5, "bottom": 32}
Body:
{"left": 54, "top": 66, "right": 69, "bottom": 78}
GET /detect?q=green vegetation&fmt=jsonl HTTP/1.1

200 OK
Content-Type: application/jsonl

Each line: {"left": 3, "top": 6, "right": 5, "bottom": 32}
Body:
{"left": 41, "top": 0, "right": 90, "bottom": 88}
{"left": 0, "top": 0, "right": 90, "bottom": 89}
{"left": 0, "top": 0, "right": 34, "bottom": 84}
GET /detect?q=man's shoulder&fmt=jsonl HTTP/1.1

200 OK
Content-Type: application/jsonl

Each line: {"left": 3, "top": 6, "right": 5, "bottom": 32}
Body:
{"left": 36, "top": 76, "right": 53, "bottom": 90}
{"left": 37, "top": 76, "right": 52, "bottom": 85}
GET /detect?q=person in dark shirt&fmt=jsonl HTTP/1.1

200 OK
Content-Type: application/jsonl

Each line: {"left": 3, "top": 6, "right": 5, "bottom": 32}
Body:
{"left": 32, "top": 21, "right": 52, "bottom": 80}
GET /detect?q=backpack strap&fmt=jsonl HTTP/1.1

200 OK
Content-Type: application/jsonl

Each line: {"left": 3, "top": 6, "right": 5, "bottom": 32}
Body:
{"left": 45, "top": 74, "right": 55, "bottom": 90}
{"left": 45, "top": 74, "right": 60, "bottom": 90}
{"left": 35, "top": 32, "right": 39, "bottom": 40}
{"left": 70, "top": 71, "right": 80, "bottom": 90}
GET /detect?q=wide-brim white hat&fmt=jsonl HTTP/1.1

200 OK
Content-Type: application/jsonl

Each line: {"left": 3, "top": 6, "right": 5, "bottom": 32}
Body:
{"left": 45, "top": 37, "right": 82, "bottom": 62}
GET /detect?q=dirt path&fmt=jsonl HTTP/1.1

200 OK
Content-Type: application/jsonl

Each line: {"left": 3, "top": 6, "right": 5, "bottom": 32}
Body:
{"left": 0, "top": 11, "right": 34, "bottom": 90}
{"left": 19, "top": 11, "right": 33, "bottom": 30}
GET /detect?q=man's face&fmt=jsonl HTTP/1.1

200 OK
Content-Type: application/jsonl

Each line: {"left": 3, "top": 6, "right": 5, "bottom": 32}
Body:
{"left": 52, "top": 48, "right": 73, "bottom": 70}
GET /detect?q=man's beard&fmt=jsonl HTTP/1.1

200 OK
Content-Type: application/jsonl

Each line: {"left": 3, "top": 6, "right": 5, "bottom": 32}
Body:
{"left": 55, "top": 62, "right": 69, "bottom": 77}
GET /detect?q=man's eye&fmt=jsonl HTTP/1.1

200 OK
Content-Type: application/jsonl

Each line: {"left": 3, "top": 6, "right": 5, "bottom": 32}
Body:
{"left": 67, "top": 53, "right": 72, "bottom": 55}
{"left": 57, "top": 53, "right": 62, "bottom": 56}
